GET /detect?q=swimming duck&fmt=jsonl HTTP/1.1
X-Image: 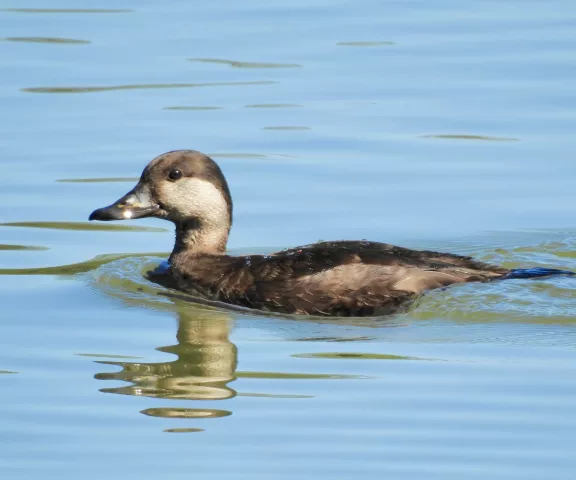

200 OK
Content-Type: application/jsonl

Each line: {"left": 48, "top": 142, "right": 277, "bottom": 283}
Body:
{"left": 89, "top": 150, "right": 572, "bottom": 317}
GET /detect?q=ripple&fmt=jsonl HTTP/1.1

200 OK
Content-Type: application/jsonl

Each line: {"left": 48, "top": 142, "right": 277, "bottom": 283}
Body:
{"left": 190, "top": 58, "right": 301, "bottom": 69}
{"left": 96, "top": 352, "right": 237, "bottom": 400}
{"left": 141, "top": 408, "right": 232, "bottom": 419}
{"left": 290, "top": 336, "right": 376, "bottom": 342}
{"left": 89, "top": 256, "right": 187, "bottom": 311}
{"left": 421, "top": 134, "right": 519, "bottom": 142}
{"left": 509, "top": 242, "right": 576, "bottom": 260}
{"left": 0, "top": 221, "right": 166, "bottom": 232}
{"left": 163, "top": 106, "right": 222, "bottom": 111}
{"left": 236, "top": 371, "right": 369, "bottom": 380}
{"left": 164, "top": 428, "right": 205, "bottom": 433}
{"left": 0, "top": 370, "right": 18, "bottom": 374}
{"left": 92, "top": 304, "right": 238, "bottom": 402}
{"left": 237, "top": 392, "right": 314, "bottom": 399}
{"left": 22, "top": 81, "right": 276, "bottom": 94}
{"left": 0, "top": 244, "right": 48, "bottom": 251}
{"left": 1, "top": 8, "right": 132, "bottom": 14}
{"left": 337, "top": 41, "right": 395, "bottom": 47}
{"left": 75, "top": 353, "right": 143, "bottom": 359}
{"left": 4, "top": 37, "right": 90, "bottom": 44}
{"left": 292, "top": 352, "right": 429, "bottom": 361}
{"left": 478, "top": 237, "right": 576, "bottom": 270}
{"left": 411, "top": 281, "right": 576, "bottom": 326}
{"left": 245, "top": 103, "right": 302, "bottom": 109}
{"left": 100, "top": 384, "right": 233, "bottom": 399}
{"left": 57, "top": 177, "right": 139, "bottom": 183}
{"left": 0, "top": 252, "right": 167, "bottom": 276}
{"left": 262, "top": 126, "right": 311, "bottom": 131}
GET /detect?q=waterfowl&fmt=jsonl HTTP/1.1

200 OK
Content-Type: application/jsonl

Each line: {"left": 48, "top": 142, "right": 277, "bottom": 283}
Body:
{"left": 89, "top": 150, "right": 573, "bottom": 317}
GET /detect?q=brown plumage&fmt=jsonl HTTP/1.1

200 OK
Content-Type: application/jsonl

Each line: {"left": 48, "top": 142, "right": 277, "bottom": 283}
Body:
{"left": 89, "top": 149, "right": 515, "bottom": 317}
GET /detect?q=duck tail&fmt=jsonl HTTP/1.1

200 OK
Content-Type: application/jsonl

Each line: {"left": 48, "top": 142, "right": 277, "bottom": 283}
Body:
{"left": 500, "top": 267, "right": 575, "bottom": 280}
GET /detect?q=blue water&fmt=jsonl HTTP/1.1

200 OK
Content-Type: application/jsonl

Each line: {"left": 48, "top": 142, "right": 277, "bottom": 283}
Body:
{"left": 1, "top": 1, "right": 576, "bottom": 478}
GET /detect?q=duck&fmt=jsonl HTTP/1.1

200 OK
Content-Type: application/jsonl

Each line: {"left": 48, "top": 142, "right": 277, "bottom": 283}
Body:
{"left": 89, "top": 150, "right": 573, "bottom": 317}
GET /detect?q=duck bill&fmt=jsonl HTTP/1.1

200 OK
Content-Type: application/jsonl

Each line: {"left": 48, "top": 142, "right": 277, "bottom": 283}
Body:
{"left": 89, "top": 184, "right": 160, "bottom": 221}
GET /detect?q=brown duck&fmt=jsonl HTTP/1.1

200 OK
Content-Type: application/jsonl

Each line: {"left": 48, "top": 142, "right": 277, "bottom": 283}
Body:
{"left": 89, "top": 150, "right": 573, "bottom": 317}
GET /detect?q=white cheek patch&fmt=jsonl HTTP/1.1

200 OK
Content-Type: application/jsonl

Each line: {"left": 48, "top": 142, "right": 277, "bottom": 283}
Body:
{"left": 123, "top": 210, "right": 133, "bottom": 219}
{"left": 162, "top": 178, "right": 229, "bottom": 226}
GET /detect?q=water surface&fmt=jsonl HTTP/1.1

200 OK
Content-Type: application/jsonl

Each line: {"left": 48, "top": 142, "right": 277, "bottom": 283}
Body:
{"left": 1, "top": 0, "right": 576, "bottom": 479}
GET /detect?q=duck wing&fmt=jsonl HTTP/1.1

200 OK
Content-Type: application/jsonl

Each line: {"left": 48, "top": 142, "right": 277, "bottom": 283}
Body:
{"left": 278, "top": 240, "right": 507, "bottom": 272}
{"left": 176, "top": 240, "right": 508, "bottom": 316}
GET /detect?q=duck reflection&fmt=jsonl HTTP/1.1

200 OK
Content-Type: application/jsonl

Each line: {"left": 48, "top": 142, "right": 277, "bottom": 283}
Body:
{"left": 87, "top": 256, "right": 376, "bottom": 426}
{"left": 94, "top": 305, "right": 238, "bottom": 404}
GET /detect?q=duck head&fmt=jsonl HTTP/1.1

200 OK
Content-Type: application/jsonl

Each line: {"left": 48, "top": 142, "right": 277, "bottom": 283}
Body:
{"left": 89, "top": 150, "right": 233, "bottom": 255}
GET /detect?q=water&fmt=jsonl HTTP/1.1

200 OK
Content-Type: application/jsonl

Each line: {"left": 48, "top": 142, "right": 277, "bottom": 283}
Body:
{"left": 1, "top": 0, "right": 576, "bottom": 478}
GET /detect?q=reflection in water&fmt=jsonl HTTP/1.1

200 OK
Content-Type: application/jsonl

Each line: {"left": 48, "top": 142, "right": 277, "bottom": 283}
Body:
{"left": 238, "top": 392, "right": 313, "bottom": 399}
{"left": 337, "top": 41, "right": 394, "bottom": 47}
{"left": 141, "top": 408, "right": 232, "bottom": 418}
{"left": 291, "top": 352, "right": 428, "bottom": 360}
{"left": 164, "top": 427, "right": 205, "bottom": 433}
{"left": 0, "top": 244, "right": 48, "bottom": 251}
{"left": 22, "top": 81, "right": 276, "bottom": 94}
{"left": 190, "top": 58, "right": 301, "bottom": 69}
{"left": 4, "top": 37, "right": 90, "bottom": 44}
{"left": 236, "top": 371, "right": 366, "bottom": 379}
{"left": 290, "top": 336, "right": 376, "bottom": 342}
{"left": 0, "top": 221, "right": 166, "bottom": 232}
{"left": 95, "top": 306, "right": 238, "bottom": 407}
{"left": 0, "top": 252, "right": 167, "bottom": 276}
{"left": 421, "top": 134, "right": 519, "bottom": 142}
{"left": 87, "top": 258, "right": 375, "bottom": 429}
{"left": 76, "top": 353, "right": 142, "bottom": 359}
{"left": 510, "top": 243, "right": 576, "bottom": 259}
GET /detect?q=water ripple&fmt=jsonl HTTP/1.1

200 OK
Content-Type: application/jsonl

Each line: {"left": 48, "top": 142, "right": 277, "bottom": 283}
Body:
{"left": 22, "top": 81, "right": 276, "bottom": 94}
{"left": 246, "top": 103, "right": 302, "bottom": 108}
{"left": 163, "top": 106, "right": 223, "bottom": 111}
{"left": 421, "top": 134, "right": 519, "bottom": 142}
{"left": 1, "top": 8, "right": 132, "bottom": 14}
{"left": 4, "top": 37, "right": 90, "bottom": 44}
{"left": 337, "top": 41, "right": 394, "bottom": 47}
{"left": 141, "top": 408, "right": 232, "bottom": 419}
{"left": 0, "top": 244, "right": 48, "bottom": 251}
{"left": 0, "top": 221, "right": 166, "bottom": 232}
{"left": 190, "top": 58, "right": 301, "bottom": 69}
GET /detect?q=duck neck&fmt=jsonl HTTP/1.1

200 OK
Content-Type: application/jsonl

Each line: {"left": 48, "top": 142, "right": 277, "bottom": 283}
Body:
{"left": 170, "top": 218, "right": 228, "bottom": 263}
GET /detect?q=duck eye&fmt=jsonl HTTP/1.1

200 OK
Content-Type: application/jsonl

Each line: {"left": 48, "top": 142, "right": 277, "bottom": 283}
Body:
{"left": 168, "top": 169, "right": 183, "bottom": 181}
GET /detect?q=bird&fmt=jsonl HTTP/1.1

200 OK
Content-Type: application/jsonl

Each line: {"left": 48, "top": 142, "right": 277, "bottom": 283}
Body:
{"left": 89, "top": 150, "right": 573, "bottom": 317}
